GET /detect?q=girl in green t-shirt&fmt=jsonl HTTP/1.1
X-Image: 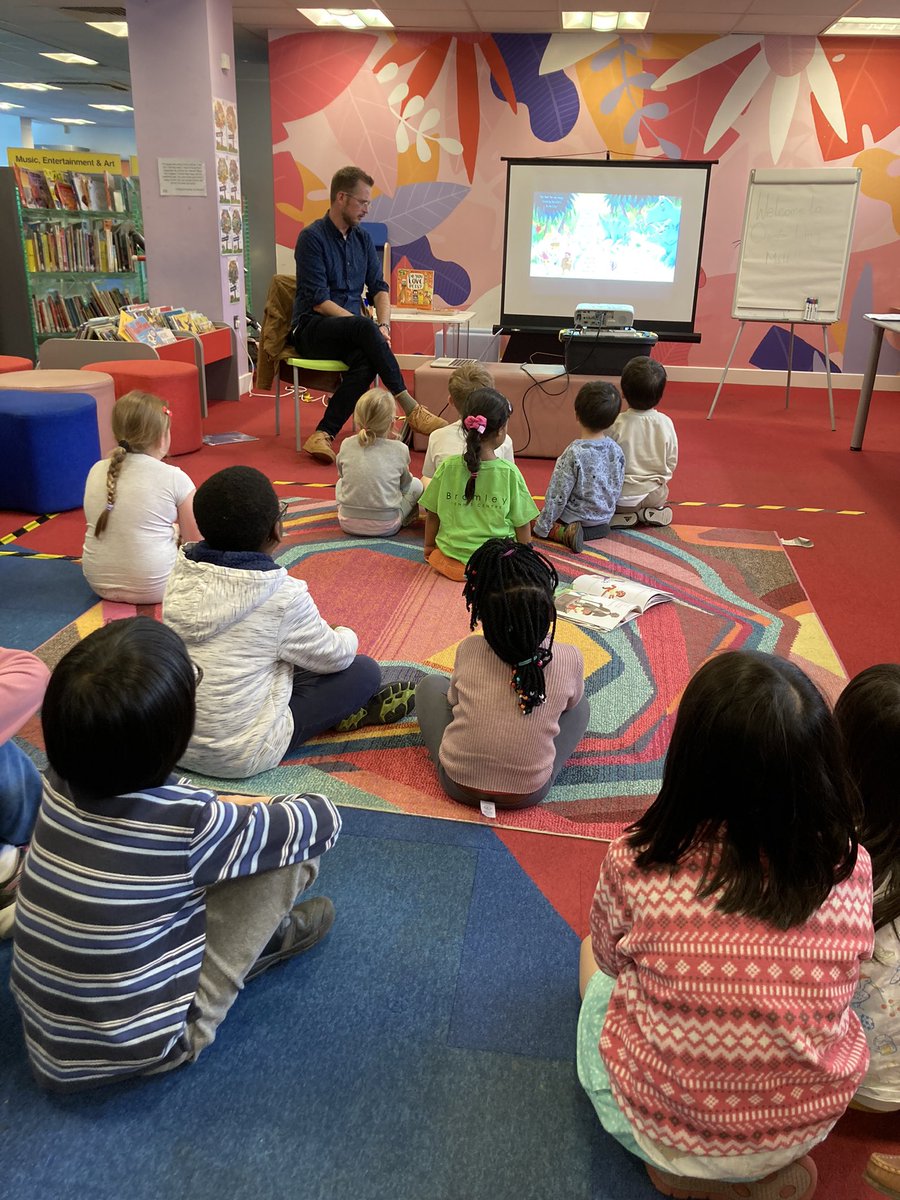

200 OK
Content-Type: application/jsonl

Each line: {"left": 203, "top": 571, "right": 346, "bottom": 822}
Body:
{"left": 419, "top": 387, "right": 538, "bottom": 581}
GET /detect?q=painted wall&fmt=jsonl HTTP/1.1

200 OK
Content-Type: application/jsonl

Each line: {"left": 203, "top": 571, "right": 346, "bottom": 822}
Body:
{"left": 269, "top": 30, "right": 900, "bottom": 374}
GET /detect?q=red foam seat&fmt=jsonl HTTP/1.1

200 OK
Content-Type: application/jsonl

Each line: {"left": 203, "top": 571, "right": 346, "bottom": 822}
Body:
{"left": 0, "top": 356, "right": 35, "bottom": 375}
{"left": 83, "top": 360, "right": 203, "bottom": 456}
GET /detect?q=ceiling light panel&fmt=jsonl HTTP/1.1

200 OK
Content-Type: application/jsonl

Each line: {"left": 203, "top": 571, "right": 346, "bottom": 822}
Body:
{"left": 298, "top": 8, "right": 393, "bottom": 27}
{"left": 89, "top": 103, "right": 133, "bottom": 111}
{"left": 0, "top": 82, "right": 63, "bottom": 91}
{"left": 50, "top": 117, "right": 96, "bottom": 124}
{"left": 40, "top": 52, "right": 98, "bottom": 65}
{"left": 85, "top": 21, "right": 128, "bottom": 37}
{"left": 822, "top": 16, "right": 900, "bottom": 34}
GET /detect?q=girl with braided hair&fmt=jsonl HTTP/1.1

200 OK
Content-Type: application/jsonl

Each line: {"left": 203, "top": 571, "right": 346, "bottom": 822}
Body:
{"left": 81, "top": 390, "right": 200, "bottom": 604}
{"left": 416, "top": 537, "right": 589, "bottom": 809}
{"left": 419, "top": 387, "right": 538, "bottom": 582}
{"left": 335, "top": 388, "right": 423, "bottom": 536}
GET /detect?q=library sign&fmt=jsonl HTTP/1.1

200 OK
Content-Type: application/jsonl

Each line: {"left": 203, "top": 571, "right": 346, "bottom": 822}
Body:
{"left": 7, "top": 148, "right": 123, "bottom": 178}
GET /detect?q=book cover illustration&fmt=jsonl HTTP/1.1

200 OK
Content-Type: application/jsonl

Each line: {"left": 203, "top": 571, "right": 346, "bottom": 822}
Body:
{"left": 395, "top": 268, "right": 434, "bottom": 310}
{"left": 19, "top": 168, "right": 55, "bottom": 210}
{"left": 554, "top": 573, "right": 674, "bottom": 633}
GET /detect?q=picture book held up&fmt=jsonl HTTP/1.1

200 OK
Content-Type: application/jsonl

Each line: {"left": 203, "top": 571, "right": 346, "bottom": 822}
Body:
{"left": 554, "top": 573, "right": 674, "bottom": 633}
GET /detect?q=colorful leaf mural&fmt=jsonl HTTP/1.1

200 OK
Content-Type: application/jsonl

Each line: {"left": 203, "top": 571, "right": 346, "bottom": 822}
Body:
{"left": 268, "top": 32, "right": 377, "bottom": 139}
{"left": 812, "top": 41, "right": 900, "bottom": 161}
{"left": 489, "top": 34, "right": 580, "bottom": 143}
{"left": 367, "top": 182, "right": 470, "bottom": 246}
{"left": 372, "top": 34, "right": 518, "bottom": 183}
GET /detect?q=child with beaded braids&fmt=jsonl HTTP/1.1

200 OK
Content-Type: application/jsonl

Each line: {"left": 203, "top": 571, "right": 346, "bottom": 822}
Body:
{"left": 419, "top": 387, "right": 538, "bottom": 582}
{"left": 416, "top": 538, "right": 589, "bottom": 809}
{"left": 81, "top": 390, "right": 200, "bottom": 603}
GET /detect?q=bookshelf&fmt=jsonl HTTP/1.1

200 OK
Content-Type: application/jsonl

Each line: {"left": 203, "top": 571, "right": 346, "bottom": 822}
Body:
{"left": 0, "top": 157, "right": 146, "bottom": 357}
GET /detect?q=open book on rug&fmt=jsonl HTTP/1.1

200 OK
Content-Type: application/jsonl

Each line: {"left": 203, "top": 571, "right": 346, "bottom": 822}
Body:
{"left": 554, "top": 573, "right": 674, "bottom": 632}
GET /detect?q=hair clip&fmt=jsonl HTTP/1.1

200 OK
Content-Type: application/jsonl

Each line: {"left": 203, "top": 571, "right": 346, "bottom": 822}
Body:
{"left": 463, "top": 414, "right": 487, "bottom": 433}
{"left": 162, "top": 406, "right": 172, "bottom": 417}
{"left": 105, "top": 501, "right": 115, "bottom": 511}
{"left": 501, "top": 547, "right": 517, "bottom": 558}
{"left": 118, "top": 439, "right": 131, "bottom": 452}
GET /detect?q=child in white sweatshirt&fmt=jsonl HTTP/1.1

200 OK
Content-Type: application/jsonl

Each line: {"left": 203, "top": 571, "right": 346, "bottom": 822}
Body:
{"left": 609, "top": 357, "right": 678, "bottom": 528}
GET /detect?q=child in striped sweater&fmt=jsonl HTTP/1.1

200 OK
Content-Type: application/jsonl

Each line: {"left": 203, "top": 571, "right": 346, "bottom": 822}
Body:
{"left": 11, "top": 617, "right": 341, "bottom": 1092}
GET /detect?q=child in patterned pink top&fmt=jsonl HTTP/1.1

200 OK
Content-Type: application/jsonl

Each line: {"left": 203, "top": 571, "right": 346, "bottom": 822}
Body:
{"left": 578, "top": 650, "right": 873, "bottom": 1200}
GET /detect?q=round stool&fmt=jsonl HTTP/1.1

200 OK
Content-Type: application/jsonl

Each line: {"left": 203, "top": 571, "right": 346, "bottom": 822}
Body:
{"left": 0, "top": 356, "right": 34, "bottom": 375}
{"left": 0, "top": 368, "right": 116, "bottom": 456}
{"left": 0, "top": 390, "right": 100, "bottom": 513}
{"left": 84, "top": 360, "right": 202, "bottom": 456}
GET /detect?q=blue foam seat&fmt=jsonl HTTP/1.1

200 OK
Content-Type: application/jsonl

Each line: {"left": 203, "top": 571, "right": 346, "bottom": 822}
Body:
{"left": 0, "top": 389, "right": 100, "bottom": 513}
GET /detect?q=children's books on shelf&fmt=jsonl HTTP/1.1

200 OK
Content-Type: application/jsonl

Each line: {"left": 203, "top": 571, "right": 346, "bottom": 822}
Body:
{"left": 554, "top": 573, "right": 674, "bottom": 633}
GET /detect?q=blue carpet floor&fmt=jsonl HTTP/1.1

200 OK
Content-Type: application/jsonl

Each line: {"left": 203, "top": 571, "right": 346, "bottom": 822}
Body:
{"left": 0, "top": 807, "right": 655, "bottom": 1200}
{"left": 0, "top": 556, "right": 96, "bottom": 650}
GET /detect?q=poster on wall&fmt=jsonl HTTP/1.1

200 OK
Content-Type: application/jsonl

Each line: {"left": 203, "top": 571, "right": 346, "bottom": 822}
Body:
{"left": 219, "top": 206, "right": 243, "bottom": 255}
{"left": 216, "top": 153, "right": 240, "bottom": 204}
{"left": 213, "top": 98, "right": 238, "bottom": 153}
{"left": 223, "top": 257, "right": 241, "bottom": 304}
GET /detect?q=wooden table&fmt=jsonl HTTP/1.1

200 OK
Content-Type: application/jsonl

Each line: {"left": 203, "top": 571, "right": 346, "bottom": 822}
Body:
{"left": 851, "top": 314, "right": 900, "bottom": 450}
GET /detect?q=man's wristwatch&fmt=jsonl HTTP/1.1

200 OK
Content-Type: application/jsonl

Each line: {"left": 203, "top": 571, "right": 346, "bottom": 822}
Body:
{"left": 377, "top": 322, "right": 390, "bottom": 331}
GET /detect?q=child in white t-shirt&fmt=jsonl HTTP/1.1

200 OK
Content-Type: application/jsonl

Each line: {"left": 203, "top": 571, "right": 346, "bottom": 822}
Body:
{"left": 422, "top": 361, "right": 514, "bottom": 485}
{"left": 82, "top": 390, "right": 200, "bottom": 604}
{"left": 609, "top": 357, "right": 678, "bottom": 528}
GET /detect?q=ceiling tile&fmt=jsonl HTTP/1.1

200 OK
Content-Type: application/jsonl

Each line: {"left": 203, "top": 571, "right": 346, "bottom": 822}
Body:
{"left": 732, "top": 13, "right": 832, "bottom": 32}
{"left": 645, "top": 12, "right": 741, "bottom": 31}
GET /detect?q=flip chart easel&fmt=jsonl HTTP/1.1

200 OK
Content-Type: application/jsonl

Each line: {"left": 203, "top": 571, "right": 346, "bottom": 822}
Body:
{"left": 707, "top": 168, "right": 861, "bottom": 430}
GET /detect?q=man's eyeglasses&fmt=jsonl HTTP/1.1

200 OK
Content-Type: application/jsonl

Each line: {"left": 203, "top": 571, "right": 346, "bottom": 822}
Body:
{"left": 341, "top": 191, "right": 370, "bottom": 209}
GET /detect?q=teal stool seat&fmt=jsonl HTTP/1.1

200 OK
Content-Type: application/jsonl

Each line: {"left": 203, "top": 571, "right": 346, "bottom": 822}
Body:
{"left": 275, "top": 356, "right": 349, "bottom": 451}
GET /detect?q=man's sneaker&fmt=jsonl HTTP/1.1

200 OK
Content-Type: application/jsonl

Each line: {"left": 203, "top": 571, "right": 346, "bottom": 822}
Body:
{"left": 302, "top": 430, "right": 336, "bottom": 464}
{"left": 0, "top": 846, "right": 26, "bottom": 939}
{"left": 245, "top": 896, "right": 335, "bottom": 983}
{"left": 404, "top": 404, "right": 448, "bottom": 437}
{"left": 549, "top": 521, "right": 584, "bottom": 553}
{"left": 640, "top": 506, "right": 673, "bottom": 526}
{"left": 610, "top": 512, "right": 639, "bottom": 528}
{"left": 335, "top": 681, "right": 416, "bottom": 732}
{"left": 865, "top": 1152, "right": 900, "bottom": 1200}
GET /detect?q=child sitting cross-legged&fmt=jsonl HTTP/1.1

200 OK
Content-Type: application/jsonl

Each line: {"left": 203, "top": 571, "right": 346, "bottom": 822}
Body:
{"left": 10, "top": 617, "right": 341, "bottom": 1092}
{"left": 421, "top": 361, "right": 515, "bottom": 486}
{"left": 578, "top": 650, "right": 873, "bottom": 1200}
{"left": 336, "top": 387, "right": 423, "bottom": 537}
{"left": 163, "top": 466, "right": 415, "bottom": 779}
{"left": 836, "top": 664, "right": 900, "bottom": 1115}
{"left": 416, "top": 539, "right": 589, "bottom": 810}
{"left": 419, "top": 387, "right": 538, "bottom": 583}
{"left": 609, "top": 356, "right": 678, "bottom": 528}
{"left": 534, "top": 381, "right": 624, "bottom": 553}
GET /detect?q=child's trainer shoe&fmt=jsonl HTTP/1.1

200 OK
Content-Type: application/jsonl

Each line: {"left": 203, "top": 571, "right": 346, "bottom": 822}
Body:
{"left": 610, "top": 512, "right": 639, "bottom": 528}
{"left": 335, "top": 681, "right": 416, "bottom": 732}
{"left": 646, "top": 1154, "right": 816, "bottom": 1200}
{"left": 640, "top": 506, "right": 673, "bottom": 527}
{"left": 245, "top": 896, "right": 335, "bottom": 982}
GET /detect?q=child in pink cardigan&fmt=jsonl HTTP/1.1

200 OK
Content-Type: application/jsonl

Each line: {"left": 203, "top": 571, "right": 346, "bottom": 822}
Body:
{"left": 415, "top": 538, "right": 589, "bottom": 809}
{"left": 578, "top": 650, "right": 873, "bottom": 1200}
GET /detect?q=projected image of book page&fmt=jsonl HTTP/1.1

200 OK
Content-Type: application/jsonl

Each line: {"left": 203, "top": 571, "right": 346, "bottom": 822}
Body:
{"left": 530, "top": 192, "right": 682, "bottom": 284}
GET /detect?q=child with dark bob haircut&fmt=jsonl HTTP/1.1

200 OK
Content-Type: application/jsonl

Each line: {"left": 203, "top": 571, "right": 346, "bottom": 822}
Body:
{"left": 609, "top": 356, "right": 678, "bottom": 528}
{"left": 578, "top": 650, "right": 872, "bottom": 1200}
{"left": 164, "top": 466, "right": 415, "bottom": 778}
{"left": 11, "top": 617, "right": 341, "bottom": 1092}
{"left": 836, "top": 664, "right": 900, "bottom": 1113}
{"left": 534, "top": 380, "right": 624, "bottom": 552}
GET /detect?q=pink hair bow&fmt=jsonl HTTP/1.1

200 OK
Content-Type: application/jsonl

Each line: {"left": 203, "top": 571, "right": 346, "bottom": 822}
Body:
{"left": 463, "top": 414, "right": 487, "bottom": 434}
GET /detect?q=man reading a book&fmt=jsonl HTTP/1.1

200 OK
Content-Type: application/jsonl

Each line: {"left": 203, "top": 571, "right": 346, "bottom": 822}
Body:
{"left": 290, "top": 165, "right": 446, "bottom": 464}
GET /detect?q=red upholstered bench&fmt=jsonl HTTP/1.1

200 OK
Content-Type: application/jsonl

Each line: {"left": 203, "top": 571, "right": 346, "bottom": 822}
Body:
{"left": 82, "top": 360, "right": 203, "bottom": 456}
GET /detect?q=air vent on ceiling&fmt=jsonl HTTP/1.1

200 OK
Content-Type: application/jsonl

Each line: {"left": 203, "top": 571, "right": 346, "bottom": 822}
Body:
{"left": 59, "top": 6, "right": 127, "bottom": 15}
{"left": 43, "top": 79, "right": 131, "bottom": 91}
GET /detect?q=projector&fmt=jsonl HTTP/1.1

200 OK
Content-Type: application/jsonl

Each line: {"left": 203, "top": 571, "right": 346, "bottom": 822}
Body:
{"left": 574, "top": 303, "right": 634, "bottom": 331}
